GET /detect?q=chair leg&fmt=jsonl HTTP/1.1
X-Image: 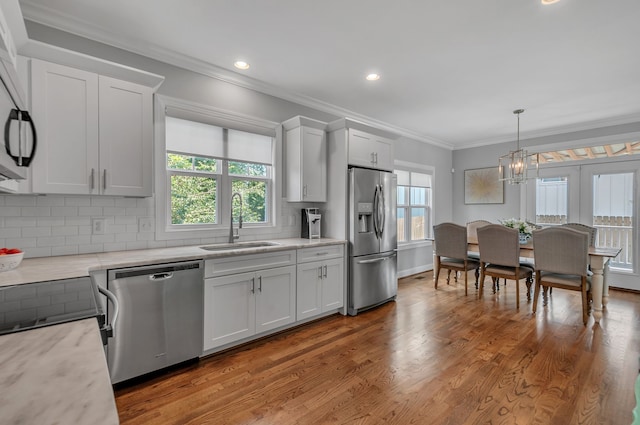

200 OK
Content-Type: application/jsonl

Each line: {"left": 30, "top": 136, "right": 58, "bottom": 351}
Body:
{"left": 454, "top": 271, "right": 459, "bottom": 283}
{"left": 446, "top": 269, "right": 451, "bottom": 285}
{"left": 475, "top": 267, "right": 480, "bottom": 289}
{"left": 532, "top": 275, "right": 541, "bottom": 314}
{"left": 525, "top": 275, "right": 533, "bottom": 302}
{"left": 434, "top": 257, "right": 441, "bottom": 289}
{"left": 516, "top": 279, "right": 520, "bottom": 309}
{"left": 479, "top": 264, "right": 485, "bottom": 298}
{"left": 464, "top": 269, "right": 468, "bottom": 296}
{"left": 542, "top": 286, "right": 549, "bottom": 306}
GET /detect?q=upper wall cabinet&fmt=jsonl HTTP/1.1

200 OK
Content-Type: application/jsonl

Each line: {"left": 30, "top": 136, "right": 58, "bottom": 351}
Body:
{"left": 283, "top": 116, "right": 327, "bottom": 202}
{"left": 347, "top": 129, "right": 394, "bottom": 171}
{"left": 30, "top": 59, "right": 155, "bottom": 196}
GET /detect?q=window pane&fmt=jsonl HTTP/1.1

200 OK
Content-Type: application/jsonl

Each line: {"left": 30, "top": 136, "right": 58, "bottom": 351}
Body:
{"left": 232, "top": 179, "right": 267, "bottom": 223}
{"left": 167, "top": 153, "right": 217, "bottom": 173}
{"left": 170, "top": 175, "right": 216, "bottom": 225}
{"left": 397, "top": 208, "right": 406, "bottom": 242}
{"left": 410, "top": 187, "right": 426, "bottom": 205}
{"left": 397, "top": 186, "right": 408, "bottom": 206}
{"left": 410, "top": 208, "right": 426, "bottom": 240}
{"left": 535, "top": 177, "right": 567, "bottom": 224}
{"left": 229, "top": 161, "right": 267, "bottom": 177}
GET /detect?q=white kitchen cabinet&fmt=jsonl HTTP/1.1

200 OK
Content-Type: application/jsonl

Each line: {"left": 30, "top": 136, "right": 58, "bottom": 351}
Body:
{"left": 30, "top": 59, "right": 153, "bottom": 196}
{"left": 283, "top": 116, "right": 327, "bottom": 202}
{"left": 203, "top": 251, "right": 297, "bottom": 351}
{"left": 296, "top": 245, "right": 345, "bottom": 320}
{"left": 348, "top": 128, "right": 394, "bottom": 171}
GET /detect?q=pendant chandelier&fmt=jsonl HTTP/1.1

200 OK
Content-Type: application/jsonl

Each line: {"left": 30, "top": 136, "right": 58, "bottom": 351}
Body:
{"left": 498, "top": 109, "right": 539, "bottom": 184}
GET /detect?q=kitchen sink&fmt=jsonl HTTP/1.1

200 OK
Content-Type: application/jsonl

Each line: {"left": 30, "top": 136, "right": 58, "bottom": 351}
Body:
{"left": 199, "top": 241, "right": 281, "bottom": 251}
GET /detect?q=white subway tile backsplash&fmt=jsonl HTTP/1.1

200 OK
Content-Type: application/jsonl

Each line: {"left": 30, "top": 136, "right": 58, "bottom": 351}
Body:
{"left": 51, "top": 206, "right": 79, "bottom": 217}
{"left": 0, "top": 193, "right": 301, "bottom": 259}
{"left": 36, "top": 197, "right": 65, "bottom": 207}
{"left": 22, "top": 227, "right": 52, "bottom": 238}
{"left": 5, "top": 196, "right": 37, "bottom": 207}
{"left": 20, "top": 207, "right": 51, "bottom": 217}
{"left": 37, "top": 217, "right": 65, "bottom": 227}
{"left": 4, "top": 217, "right": 37, "bottom": 227}
{"left": 78, "top": 206, "right": 103, "bottom": 216}
{"left": 64, "top": 197, "right": 91, "bottom": 207}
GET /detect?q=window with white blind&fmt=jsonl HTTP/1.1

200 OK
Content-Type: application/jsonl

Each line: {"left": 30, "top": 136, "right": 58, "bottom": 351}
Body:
{"left": 395, "top": 169, "right": 433, "bottom": 243}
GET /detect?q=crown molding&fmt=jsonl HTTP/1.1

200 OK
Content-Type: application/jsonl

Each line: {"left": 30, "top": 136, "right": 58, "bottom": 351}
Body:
{"left": 19, "top": 1, "right": 453, "bottom": 150}
{"left": 456, "top": 113, "right": 640, "bottom": 151}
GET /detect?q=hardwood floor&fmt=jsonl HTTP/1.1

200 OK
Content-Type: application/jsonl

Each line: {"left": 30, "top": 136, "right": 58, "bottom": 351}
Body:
{"left": 115, "top": 272, "right": 640, "bottom": 424}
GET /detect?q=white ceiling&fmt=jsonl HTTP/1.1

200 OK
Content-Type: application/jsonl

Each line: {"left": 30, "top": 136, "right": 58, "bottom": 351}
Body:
{"left": 18, "top": 0, "right": 640, "bottom": 149}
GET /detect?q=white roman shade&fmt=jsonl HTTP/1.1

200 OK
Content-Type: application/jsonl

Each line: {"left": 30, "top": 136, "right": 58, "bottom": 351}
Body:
{"left": 166, "top": 116, "right": 273, "bottom": 165}
{"left": 395, "top": 170, "right": 430, "bottom": 187}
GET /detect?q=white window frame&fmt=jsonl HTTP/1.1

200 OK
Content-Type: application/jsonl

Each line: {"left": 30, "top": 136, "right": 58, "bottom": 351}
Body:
{"left": 394, "top": 160, "right": 435, "bottom": 249}
{"left": 155, "top": 95, "right": 281, "bottom": 241}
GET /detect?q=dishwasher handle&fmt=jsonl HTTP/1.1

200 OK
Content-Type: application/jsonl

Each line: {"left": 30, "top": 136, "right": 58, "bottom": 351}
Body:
{"left": 98, "top": 286, "right": 119, "bottom": 338}
{"left": 149, "top": 272, "right": 173, "bottom": 281}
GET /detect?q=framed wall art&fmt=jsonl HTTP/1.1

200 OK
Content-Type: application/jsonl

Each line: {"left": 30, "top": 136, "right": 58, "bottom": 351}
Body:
{"left": 464, "top": 167, "right": 504, "bottom": 204}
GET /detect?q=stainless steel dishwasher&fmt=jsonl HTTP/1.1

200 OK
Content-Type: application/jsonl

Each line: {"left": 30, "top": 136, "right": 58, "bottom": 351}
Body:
{"left": 107, "top": 260, "right": 203, "bottom": 384}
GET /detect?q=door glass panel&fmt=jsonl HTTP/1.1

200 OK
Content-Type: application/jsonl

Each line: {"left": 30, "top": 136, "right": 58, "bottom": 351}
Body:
{"left": 535, "top": 177, "right": 567, "bottom": 225}
{"left": 593, "top": 172, "right": 634, "bottom": 270}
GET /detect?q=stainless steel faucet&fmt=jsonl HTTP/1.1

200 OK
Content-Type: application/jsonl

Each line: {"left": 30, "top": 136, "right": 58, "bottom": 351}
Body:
{"left": 229, "top": 192, "right": 243, "bottom": 243}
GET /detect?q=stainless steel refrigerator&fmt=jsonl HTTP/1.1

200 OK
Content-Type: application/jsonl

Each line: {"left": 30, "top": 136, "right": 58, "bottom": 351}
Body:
{"left": 348, "top": 167, "right": 397, "bottom": 315}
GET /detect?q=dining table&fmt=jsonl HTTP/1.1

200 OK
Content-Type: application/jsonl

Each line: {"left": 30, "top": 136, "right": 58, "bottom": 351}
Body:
{"left": 463, "top": 237, "right": 622, "bottom": 324}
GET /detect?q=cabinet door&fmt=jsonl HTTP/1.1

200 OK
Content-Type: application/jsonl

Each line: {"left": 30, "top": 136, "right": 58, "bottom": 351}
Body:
{"left": 321, "top": 258, "right": 344, "bottom": 312}
{"left": 99, "top": 76, "right": 153, "bottom": 196}
{"left": 348, "top": 129, "right": 394, "bottom": 171}
{"left": 301, "top": 127, "right": 326, "bottom": 202}
{"left": 203, "top": 272, "right": 256, "bottom": 351}
{"left": 296, "top": 262, "right": 322, "bottom": 320}
{"left": 31, "top": 59, "right": 99, "bottom": 194}
{"left": 255, "top": 265, "right": 296, "bottom": 333}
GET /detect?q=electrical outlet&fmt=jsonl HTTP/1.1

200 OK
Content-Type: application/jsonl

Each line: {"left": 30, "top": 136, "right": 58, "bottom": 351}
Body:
{"left": 92, "top": 218, "right": 105, "bottom": 235}
{"left": 139, "top": 217, "right": 153, "bottom": 233}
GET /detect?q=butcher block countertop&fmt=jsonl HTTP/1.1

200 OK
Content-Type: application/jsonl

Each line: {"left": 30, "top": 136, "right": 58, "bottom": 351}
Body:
{"left": 0, "top": 237, "right": 346, "bottom": 287}
{"left": 0, "top": 318, "right": 119, "bottom": 425}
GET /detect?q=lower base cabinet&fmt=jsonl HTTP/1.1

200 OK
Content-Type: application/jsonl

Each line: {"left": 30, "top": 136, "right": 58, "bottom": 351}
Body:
{"left": 203, "top": 265, "right": 296, "bottom": 351}
{"left": 296, "top": 258, "right": 344, "bottom": 320}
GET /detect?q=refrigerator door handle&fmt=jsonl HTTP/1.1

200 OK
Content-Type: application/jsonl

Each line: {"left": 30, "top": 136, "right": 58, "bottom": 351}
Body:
{"left": 373, "top": 184, "right": 380, "bottom": 237}
{"left": 378, "top": 183, "right": 385, "bottom": 236}
{"left": 357, "top": 252, "right": 397, "bottom": 264}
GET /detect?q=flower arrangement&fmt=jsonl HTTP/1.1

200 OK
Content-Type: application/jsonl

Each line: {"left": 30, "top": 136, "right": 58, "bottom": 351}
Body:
{"left": 500, "top": 218, "right": 535, "bottom": 237}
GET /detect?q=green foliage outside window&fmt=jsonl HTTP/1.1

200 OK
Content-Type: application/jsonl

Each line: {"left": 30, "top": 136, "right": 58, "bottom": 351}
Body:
{"left": 232, "top": 179, "right": 267, "bottom": 223}
{"left": 170, "top": 175, "right": 216, "bottom": 225}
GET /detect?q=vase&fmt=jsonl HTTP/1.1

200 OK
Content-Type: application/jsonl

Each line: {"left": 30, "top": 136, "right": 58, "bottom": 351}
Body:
{"left": 519, "top": 233, "right": 530, "bottom": 244}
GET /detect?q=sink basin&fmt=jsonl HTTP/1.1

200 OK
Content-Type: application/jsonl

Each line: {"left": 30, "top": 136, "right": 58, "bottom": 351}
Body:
{"left": 199, "top": 241, "right": 281, "bottom": 252}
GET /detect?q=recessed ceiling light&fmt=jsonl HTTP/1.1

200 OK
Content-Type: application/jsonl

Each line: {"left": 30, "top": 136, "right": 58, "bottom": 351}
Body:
{"left": 366, "top": 73, "right": 381, "bottom": 81}
{"left": 541, "top": 0, "right": 561, "bottom": 4}
{"left": 234, "top": 61, "right": 250, "bottom": 70}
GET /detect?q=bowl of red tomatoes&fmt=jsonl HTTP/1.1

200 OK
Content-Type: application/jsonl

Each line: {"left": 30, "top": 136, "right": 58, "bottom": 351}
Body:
{"left": 0, "top": 248, "right": 24, "bottom": 272}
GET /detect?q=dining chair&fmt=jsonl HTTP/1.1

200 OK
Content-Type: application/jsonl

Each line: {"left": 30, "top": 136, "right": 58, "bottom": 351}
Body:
{"left": 466, "top": 220, "right": 492, "bottom": 288}
{"left": 562, "top": 223, "right": 597, "bottom": 247}
{"left": 532, "top": 226, "right": 591, "bottom": 325}
{"left": 476, "top": 224, "right": 534, "bottom": 308}
{"left": 433, "top": 222, "right": 480, "bottom": 295}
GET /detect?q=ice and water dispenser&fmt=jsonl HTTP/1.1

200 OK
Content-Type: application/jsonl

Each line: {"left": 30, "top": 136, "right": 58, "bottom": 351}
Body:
{"left": 301, "top": 208, "right": 321, "bottom": 239}
{"left": 357, "top": 202, "right": 374, "bottom": 233}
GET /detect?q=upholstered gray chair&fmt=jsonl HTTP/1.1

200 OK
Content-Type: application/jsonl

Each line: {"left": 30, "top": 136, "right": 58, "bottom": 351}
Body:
{"left": 532, "top": 226, "right": 591, "bottom": 325}
{"left": 433, "top": 222, "right": 480, "bottom": 295}
{"left": 466, "top": 220, "right": 492, "bottom": 287}
{"left": 562, "top": 223, "right": 597, "bottom": 247}
{"left": 477, "top": 224, "right": 534, "bottom": 308}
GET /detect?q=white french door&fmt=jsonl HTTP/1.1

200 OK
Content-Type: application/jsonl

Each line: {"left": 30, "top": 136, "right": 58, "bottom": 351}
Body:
{"left": 524, "top": 161, "right": 639, "bottom": 290}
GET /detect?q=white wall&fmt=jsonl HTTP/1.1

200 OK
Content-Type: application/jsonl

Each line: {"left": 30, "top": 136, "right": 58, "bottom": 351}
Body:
{"left": 0, "top": 21, "right": 455, "bottom": 277}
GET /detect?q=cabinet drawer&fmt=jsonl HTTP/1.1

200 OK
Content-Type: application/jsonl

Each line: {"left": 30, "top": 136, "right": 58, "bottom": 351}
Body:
{"left": 205, "top": 250, "right": 296, "bottom": 278}
{"left": 297, "top": 244, "right": 344, "bottom": 263}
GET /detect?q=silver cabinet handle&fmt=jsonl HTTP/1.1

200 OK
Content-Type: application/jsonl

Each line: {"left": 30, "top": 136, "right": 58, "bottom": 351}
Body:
{"left": 303, "top": 185, "right": 307, "bottom": 198}
{"left": 90, "top": 168, "right": 95, "bottom": 190}
{"left": 251, "top": 277, "right": 255, "bottom": 293}
{"left": 103, "top": 169, "right": 107, "bottom": 191}
{"left": 370, "top": 152, "right": 375, "bottom": 164}
{"left": 315, "top": 252, "right": 329, "bottom": 256}
{"left": 258, "top": 275, "right": 262, "bottom": 292}
{"left": 323, "top": 265, "right": 328, "bottom": 278}
{"left": 318, "top": 266, "right": 323, "bottom": 279}
{"left": 374, "top": 152, "right": 378, "bottom": 165}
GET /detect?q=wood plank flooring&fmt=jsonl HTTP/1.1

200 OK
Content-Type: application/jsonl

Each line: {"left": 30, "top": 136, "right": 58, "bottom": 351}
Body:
{"left": 115, "top": 272, "right": 640, "bottom": 424}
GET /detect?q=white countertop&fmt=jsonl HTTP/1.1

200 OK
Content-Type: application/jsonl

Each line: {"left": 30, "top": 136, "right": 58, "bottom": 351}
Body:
{"left": 0, "top": 237, "right": 346, "bottom": 287}
{"left": 0, "top": 318, "right": 119, "bottom": 425}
